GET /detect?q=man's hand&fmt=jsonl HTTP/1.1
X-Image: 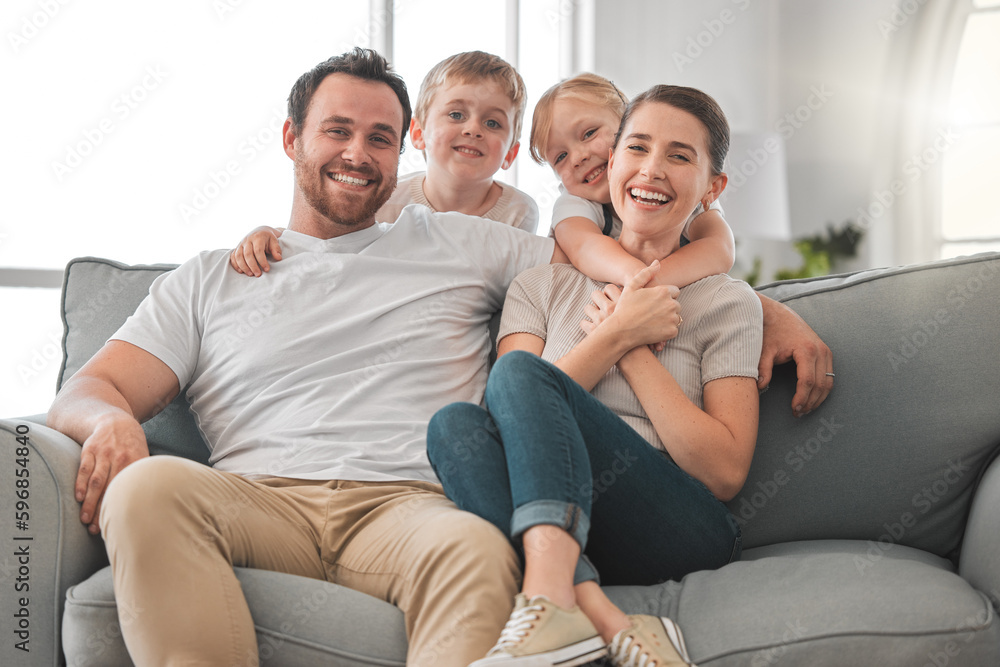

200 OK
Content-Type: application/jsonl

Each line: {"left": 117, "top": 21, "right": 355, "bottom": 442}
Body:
{"left": 48, "top": 341, "right": 177, "bottom": 536}
{"left": 75, "top": 414, "right": 150, "bottom": 534}
{"left": 758, "top": 294, "right": 834, "bottom": 417}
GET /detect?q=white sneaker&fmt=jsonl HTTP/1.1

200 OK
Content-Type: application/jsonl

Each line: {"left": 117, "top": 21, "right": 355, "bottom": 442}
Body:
{"left": 607, "top": 615, "right": 695, "bottom": 667}
{"left": 470, "top": 594, "right": 607, "bottom": 667}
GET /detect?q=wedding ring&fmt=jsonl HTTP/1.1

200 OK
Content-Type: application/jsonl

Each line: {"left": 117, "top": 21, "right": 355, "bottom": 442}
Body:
{"left": 825, "top": 372, "right": 836, "bottom": 377}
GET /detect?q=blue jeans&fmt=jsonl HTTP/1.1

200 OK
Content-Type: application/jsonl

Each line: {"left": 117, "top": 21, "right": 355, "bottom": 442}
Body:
{"left": 426, "top": 350, "right": 741, "bottom": 587}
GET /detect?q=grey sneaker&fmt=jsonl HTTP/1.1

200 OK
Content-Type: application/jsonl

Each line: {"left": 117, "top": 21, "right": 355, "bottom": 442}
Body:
{"left": 469, "top": 594, "right": 607, "bottom": 667}
{"left": 606, "top": 615, "right": 695, "bottom": 667}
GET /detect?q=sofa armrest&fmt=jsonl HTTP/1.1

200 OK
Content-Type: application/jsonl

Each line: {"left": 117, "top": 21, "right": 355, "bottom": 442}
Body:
{"left": 959, "top": 446, "right": 1000, "bottom": 609}
{"left": 1, "top": 418, "right": 109, "bottom": 666}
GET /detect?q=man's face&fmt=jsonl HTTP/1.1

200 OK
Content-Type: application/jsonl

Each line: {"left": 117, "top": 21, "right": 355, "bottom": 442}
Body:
{"left": 286, "top": 73, "right": 404, "bottom": 238}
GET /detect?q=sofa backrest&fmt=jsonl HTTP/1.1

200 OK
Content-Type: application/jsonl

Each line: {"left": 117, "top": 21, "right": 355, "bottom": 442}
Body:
{"left": 59, "top": 257, "right": 210, "bottom": 464}
{"left": 59, "top": 253, "right": 1000, "bottom": 562}
{"left": 740, "top": 252, "right": 1000, "bottom": 561}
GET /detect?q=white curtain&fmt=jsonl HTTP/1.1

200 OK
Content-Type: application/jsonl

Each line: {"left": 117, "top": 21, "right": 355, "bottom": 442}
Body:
{"left": 872, "top": 0, "right": 973, "bottom": 266}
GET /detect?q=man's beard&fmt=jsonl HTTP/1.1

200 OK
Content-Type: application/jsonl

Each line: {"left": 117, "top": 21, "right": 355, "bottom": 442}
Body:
{"left": 295, "top": 156, "right": 397, "bottom": 228}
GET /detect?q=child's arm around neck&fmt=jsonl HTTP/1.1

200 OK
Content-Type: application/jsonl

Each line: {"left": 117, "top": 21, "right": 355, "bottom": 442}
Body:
{"left": 553, "top": 207, "right": 735, "bottom": 288}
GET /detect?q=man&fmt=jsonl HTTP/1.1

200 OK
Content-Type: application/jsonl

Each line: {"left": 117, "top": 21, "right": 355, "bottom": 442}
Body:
{"left": 49, "top": 48, "right": 832, "bottom": 666}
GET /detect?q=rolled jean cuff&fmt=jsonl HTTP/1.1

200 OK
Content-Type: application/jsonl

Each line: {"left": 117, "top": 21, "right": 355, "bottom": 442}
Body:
{"left": 511, "top": 500, "right": 591, "bottom": 550}
{"left": 575, "top": 555, "right": 599, "bottom": 585}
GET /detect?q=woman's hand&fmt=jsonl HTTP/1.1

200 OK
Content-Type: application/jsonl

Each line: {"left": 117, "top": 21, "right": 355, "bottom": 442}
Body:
{"left": 583, "top": 283, "right": 668, "bottom": 352}
{"left": 604, "top": 260, "right": 682, "bottom": 349}
{"left": 229, "top": 226, "right": 285, "bottom": 276}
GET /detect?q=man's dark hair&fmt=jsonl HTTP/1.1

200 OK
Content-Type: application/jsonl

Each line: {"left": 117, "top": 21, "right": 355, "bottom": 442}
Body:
{"left": 287, "top": 48, "right": 412, "bottom": 152}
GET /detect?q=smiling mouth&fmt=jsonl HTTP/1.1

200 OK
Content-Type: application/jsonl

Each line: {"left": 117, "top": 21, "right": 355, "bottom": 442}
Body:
{"left": 328, "top": 172, "right": 371, "bottom": 186}
{"left": 584, "top": 164, "right": 607, "bottom": 184}
{"left": 629, "top": 187, "right": 672, "bottom": 206}
{"left": 454, "top": 146, "right": 483, "bottom": 157}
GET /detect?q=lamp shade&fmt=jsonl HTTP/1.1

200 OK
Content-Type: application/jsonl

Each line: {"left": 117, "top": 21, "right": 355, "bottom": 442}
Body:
{"left": 719, "top": 131, "right": 792, "bottom": 240}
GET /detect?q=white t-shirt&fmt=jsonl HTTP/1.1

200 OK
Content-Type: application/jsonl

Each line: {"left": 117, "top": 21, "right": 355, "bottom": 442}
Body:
{"left": 113, "top": 206, "right": 554, "bottom": 484}
{"left": 378, "top": 171, "right": 539, "bottom": 233}
{"left": 549, "top": 187, "right": 723, "bottom": 241}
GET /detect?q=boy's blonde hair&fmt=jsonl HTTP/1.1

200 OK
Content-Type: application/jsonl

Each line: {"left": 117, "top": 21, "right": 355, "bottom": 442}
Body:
{"left": 414, "top": 51, "right": 527, "bottom": 148}
{"left": 529, "top": 73, "right": 628, "bottom": 164}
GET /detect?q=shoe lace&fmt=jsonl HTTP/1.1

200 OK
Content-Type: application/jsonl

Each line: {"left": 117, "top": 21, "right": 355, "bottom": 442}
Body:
{"left": 487, "top": 602, "right": 545, "bottom": 655}
{"left": 608, "top": 630, "right": 655, "bottom": 667}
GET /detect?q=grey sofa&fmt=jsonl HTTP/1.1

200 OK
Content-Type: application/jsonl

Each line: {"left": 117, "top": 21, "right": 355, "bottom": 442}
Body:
{"left": 2, "top": 252, "right": 999, "bottom": 666}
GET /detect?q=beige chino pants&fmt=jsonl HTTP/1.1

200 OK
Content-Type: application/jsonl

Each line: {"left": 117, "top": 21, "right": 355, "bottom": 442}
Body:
{"left": 99, "top": 455, "right": 521, "bottom": 667}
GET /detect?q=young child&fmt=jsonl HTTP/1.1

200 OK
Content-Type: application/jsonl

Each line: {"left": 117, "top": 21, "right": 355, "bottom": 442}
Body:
{"left": 231, "top": 51, "right": 537, "bottom": 275}
{"left": 530, "top": 73, "right": 735, "bottom": 288}
{"left": 383, "top": 50, "right": 537, "bottom": 231}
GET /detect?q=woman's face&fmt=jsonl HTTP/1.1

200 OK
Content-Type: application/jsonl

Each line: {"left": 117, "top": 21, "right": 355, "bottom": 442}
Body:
{"left": 608, "top": 101, "right": 724, "bottom": 238}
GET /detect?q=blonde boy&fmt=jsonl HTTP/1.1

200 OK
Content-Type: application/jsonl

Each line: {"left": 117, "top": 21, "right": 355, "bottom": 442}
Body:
{"left": 381, "top": 50, "right": 538, "bottom": 232}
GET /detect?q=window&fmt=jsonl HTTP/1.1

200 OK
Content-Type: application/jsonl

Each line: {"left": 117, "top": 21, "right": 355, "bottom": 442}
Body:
{"left": 941, "top": 1, "right": 1000, "bottom": 258}
{"left": 2, "top": 0, "right": 578, "bottom": 415}
{"left": 3, "top": 1, "right": 372, "bottom": 415}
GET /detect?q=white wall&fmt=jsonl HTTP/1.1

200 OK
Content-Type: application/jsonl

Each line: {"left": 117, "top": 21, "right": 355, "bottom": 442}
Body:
{"left": 593, "top": 0, "right": 904, "bottom": 280}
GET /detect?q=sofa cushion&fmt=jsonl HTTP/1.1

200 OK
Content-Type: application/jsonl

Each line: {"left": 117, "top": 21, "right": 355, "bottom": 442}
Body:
{"left": 737, "top": 252, "right": 1000, "bottom": 561}
{"left": 58, "top": 257, "right": 209, "bottom": 463}
{"left": 63, "top": 566, "right": 408, "bottom": 666}
{"left": 607, "top": 540, "right": 1000, "bottom": 666}
{"left": 65, "top": 541, "right": 999, "bottom": 667}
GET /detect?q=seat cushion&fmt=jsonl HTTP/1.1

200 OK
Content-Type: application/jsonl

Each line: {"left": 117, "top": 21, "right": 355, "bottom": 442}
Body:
{"left": 607, "top": 540, "right": 1000, "bottom": 666}
{"left": 65, "top": 541, "right": 999, "bottom": 666}
{"left": 63, "top": 567, "right": 407, "bottom": 666}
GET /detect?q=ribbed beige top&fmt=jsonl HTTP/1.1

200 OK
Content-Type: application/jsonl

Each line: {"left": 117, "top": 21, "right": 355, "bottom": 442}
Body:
{"left": 499, "top": 264, "right": 763, "bottom": 452}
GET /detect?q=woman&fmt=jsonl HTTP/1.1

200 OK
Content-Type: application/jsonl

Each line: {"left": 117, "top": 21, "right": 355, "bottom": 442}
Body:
{"left": 426, "top": 85, "right": 761, "bottom": 667}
